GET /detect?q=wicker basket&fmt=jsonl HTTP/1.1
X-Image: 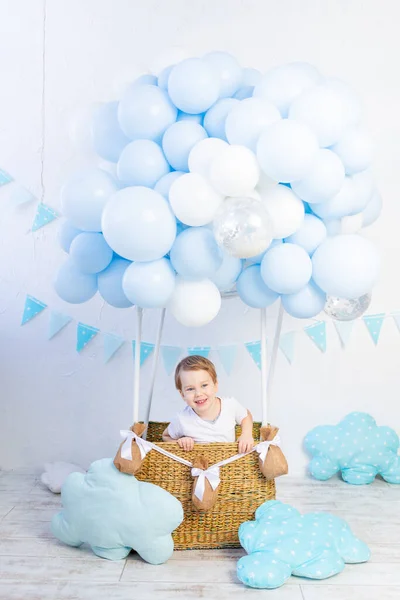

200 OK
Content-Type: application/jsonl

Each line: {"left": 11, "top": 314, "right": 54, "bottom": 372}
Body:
{"left": 135, "top": 421, "right": 276, "bottom": 550}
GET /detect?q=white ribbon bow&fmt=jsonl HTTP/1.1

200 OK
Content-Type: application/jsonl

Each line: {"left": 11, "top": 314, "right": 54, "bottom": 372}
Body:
{"left": 191, "top": 465, "right": 221, "bottom": 501}
{"left": 255, "top": 434, "right": 282, "bottom": 463}
{"left": 120, "top": 430, "right": 153, "bottom": 461}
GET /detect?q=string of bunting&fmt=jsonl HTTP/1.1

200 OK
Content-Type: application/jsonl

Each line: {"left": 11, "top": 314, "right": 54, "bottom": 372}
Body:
{"left": 20, "top": 294, "right": 398, "bottom": 375}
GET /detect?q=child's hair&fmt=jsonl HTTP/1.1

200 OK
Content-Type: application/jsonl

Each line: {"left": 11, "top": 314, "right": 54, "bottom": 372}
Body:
{"left": 174, "top": 355, "right": 217, "bottom": 391}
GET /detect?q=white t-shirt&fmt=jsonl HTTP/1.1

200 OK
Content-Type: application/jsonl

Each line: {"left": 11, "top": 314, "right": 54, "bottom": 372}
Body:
{"left": 167, "top": 396, "right": 248, "bottom": 443}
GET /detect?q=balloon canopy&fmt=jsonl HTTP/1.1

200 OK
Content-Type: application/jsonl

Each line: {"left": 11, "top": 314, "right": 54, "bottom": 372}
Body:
{"left": 55, "top": 55, "right": 381, "bottom": 326}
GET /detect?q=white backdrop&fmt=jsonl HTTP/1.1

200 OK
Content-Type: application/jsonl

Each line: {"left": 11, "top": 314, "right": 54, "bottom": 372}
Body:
{"left": 0, "top": 0, "right": 399, "bottom": 474}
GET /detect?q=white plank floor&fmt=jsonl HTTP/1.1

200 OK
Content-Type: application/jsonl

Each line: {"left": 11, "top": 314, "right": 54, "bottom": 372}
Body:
{"left": 0, "top": 469, "right": 399, "bottom": 599}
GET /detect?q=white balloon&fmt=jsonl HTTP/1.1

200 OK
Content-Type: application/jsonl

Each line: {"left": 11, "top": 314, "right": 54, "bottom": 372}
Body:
{"left": 188, "top": 137, "right": 229, "bottom": 179}
{"left": 289, "top": 81, "right": 355, "bottom": 147}
{"left": 225, "top": 97, "right": 281, "bottom": 151}
{"left": 210, "top": 145, "right": 260, "bottom": 196}
{"left": 260, "top": 184, "right": 305, "bottom": 238}
{"left": 257, "top": 119, "right": 319, "bottom": 183}
{"left": 331, "top": 128, "right": 373, "bottom": 175}
{"left": 253, "top": 62, "right": 322, "bottom": 117}
{"left": 168, "top": 277, "right": 221, "bottom": 327}
{"left": 290, "top": 149, "right": 345, "bottom": 204}
{"left": 340, "top": 213, "right": 363, "bottom": 234}
{"left": 169, "top": 172, "right": 224, "bottom": 226}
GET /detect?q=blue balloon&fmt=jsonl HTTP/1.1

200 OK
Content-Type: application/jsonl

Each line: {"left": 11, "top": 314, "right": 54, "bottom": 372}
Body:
{"left": 118, "top": 84, "right": 177, "bottom": 141}
{"left": 237, "top": 265, "right": 279, "bottom": 308}
{"left": 69, "top": 232, "right": 113, "bottom": 274}
{"left": 233, "top": 86, "right": 254, "bottom": 100}
{"left": 203, "top": 98, "right": 239, "bottom": 141}
{"left": 157, "top": 66, "right": 173, "bottom": 90}
{"left": 54, "top": 260, "right": 97, "bottom": 304}
{"left": 362, "top": 191, "right": 382, "bottom": 227}
{"left": 282, "top": 281, "right": 326, "bottom": 318}
{"left": 241, "top": 67, "right": 262, "bottom": 87}
{"left": 203, "top": 51, "right": 242, "bottom": 98}
{"left": 168, "top": 58, "right": 220, "bottom": 114}
{"left": 176, "top": 111, "right": 204, "bottom": 125}
{"left": 211, "top": 252, "right": 243, "bottom": 292}
{"left": 154, "top": 171, "right": 185, "bottom": 198}
{"left": 98, "top": 258, "right": 133, "bottom": 308}
{"left": 91, "top": 102, "right": 130, "bottom": 163}
{"left": 170, "top": 227, "right": 222, "bottom": 278}
{"left": 61, "top": 168, "right": 118, "bottom": 232}
{"left": 285, "top": 214, "right": 327, "bottom": 255}
{"left": 122, "top": 258, "right": 176, "bottom": 308}
{"left": 117, "top": 140, "right": 170, "bottom": 187}
{"left": 58, "top": 220, "right": 82, "bottom": 252}
{"left": 133, "top": 74, "right": 158, "bottom": 86}
{"left": 162, "top": 121, "right": 208, "bottom": 171}
{"left": 261, "top": 243, "right": 312, "bottom": 294}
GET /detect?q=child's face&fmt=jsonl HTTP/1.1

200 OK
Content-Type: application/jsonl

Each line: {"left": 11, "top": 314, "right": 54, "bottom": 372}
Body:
{"left": 179, "top": 369, "right": 218, "bottom": 415}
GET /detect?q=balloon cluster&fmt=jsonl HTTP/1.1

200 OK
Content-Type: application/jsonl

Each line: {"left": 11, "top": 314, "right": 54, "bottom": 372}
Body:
{"left": 55, "top": 53, "right": 381, "bottom": 327}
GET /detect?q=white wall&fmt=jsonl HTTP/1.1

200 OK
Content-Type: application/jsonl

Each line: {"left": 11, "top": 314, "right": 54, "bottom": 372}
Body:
{"left": 0, "top": 0, "right": 399, "bottom": 474}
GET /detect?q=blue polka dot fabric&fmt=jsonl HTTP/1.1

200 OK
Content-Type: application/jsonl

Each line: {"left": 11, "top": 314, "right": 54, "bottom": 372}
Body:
{"left": 305, "top": 412, "right": 400, "bottom": 484}
{"left": 237, "top": 500, "right": 370, "bottom": 589}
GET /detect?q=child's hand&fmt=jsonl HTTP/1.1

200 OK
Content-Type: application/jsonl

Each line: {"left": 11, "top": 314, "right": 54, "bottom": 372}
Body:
{"left": 177, "top": 436, "right": 194, "bottom": 451}
{"left": 238, "top": 435, "right": 254, "bottom": 454}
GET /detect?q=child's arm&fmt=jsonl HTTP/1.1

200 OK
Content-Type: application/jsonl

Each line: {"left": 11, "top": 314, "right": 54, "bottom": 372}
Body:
{"left": 162, "top": 427, "right": 194, "bottom": 451}
{"left": 237, "top": 410, "right": 254, "bottom": 453}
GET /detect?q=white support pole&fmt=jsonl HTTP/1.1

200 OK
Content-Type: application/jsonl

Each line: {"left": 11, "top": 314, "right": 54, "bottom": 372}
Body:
{"left": 143, "top": 308, "right": 166, "bottom": 430}
{"left": 133, "top": 307, "right": 143, "bottom": 424}
{"left": 260, "top": 307, "right": 268, "bottom": 425}
{"left": 264, "top": 301, "right": 284, "bottom": 426}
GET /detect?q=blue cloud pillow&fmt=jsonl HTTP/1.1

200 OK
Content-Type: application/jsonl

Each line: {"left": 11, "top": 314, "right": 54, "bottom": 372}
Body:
{"left": 304, "top": 412, "right": 400, "bottom": 484}
{"left": 237, "top": 500, "right": 370, "bottom": 589}
{"left": 51, "top": 458, "right": 183, "bottom": 563}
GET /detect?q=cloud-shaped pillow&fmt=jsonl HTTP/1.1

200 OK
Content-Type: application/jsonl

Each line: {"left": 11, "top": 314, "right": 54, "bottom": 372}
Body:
{"left": 51, "top": 458, "right": 183, "bottom": 563}
{"left": 237, "top": 500, "right": 370, "bottom": 589}
{"left": 304, "top": 412, "right": 400, "bottom": 484}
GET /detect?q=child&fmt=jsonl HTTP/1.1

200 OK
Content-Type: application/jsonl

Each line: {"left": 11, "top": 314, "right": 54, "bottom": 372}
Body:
{"left": 162, "top": 355, "right": 254, "bottom": 453}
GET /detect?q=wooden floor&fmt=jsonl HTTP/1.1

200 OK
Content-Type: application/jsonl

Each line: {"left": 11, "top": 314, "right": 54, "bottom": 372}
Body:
{"left": 0, "top": 469, "right": 399, "bottom": 599}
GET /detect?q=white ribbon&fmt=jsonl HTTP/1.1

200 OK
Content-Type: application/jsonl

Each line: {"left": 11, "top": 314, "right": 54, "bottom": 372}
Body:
{"left": 255, "top": 434, "right": 281, "bottom": 464}
{"left": 191, "top": 465, "right": 221, "bottom": 501}
{"left": 120, "top": 430, "right": 153, "bottom": 461}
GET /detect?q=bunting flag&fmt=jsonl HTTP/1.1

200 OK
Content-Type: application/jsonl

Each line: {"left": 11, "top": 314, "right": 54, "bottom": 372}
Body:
{"left": 77, "top": 323, "right": 99, "bottom": 352}
{"left": 103, "top": 333, "right": 125, "bottom": 363}
{"left": 32, "top": 203, "right": 58, "bottom": 232}
{"left": 333, "top": 320, "right": 354, "bottom": 348}
{"left": 0, "top": 168, "right": 13, "bottom": 186}
{"left": 132, "top": 341, "right": 155, "bottom": 366}
{"left": 161, "top": 345, "right": 183, "bottom": 375}
{"left": 279, "top": 332, "right": 295, "bottom": 364}
{"left": 304, "top": 321, "right": 327, "bottom": 352}
{"left": 48, "top": 311, "right": 72, "bottom": 339}
{"left": 363, "top": 313, "right": 385, "bottom": 345}
{"left": 391, "top": 312, "right": 400, "bottom": 332}
{"left": 187, "top": 346, "right": 211, "bottom": 358}
{"left": 10, "top": 184, "right": 36, "bottom": 206}
{"left": 216, "top": 344, "right": 238, "bottom": 375}
{"left": 21, "top": 295, "right": 47, "bottom": 325}
{"left": 245, "top": 341, "right": 262, "bottom": 369}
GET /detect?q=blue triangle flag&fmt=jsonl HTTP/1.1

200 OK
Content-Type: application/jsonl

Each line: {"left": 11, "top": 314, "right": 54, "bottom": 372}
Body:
{"left": 188, "top": 346, "right": 211, "bottom": 358}
{"left": 77, "top": 323, "right": 99, "bottom": 352}
{"left": 245, "top": 341, "right": 262, "bottom": 369}
{"left": 32, "top": 203, "right": 59, "bottom": 232}
{"left": 363, "top": 313, "right": 385, "bottom": 345}
{"left": 333, "top": 320, "right": 354, "bottom": 348}
{"left": 161, "top": 345, "right": 183, "bottom": 375}
{"left": 132, "top": 341, "right": 155, "bottom": 366}
{"left": 0, "top": 168, "right": 13, "bottom": 186}
{"left": 216, "top": 345, "right": 238, "bottom": 375}
{"left": 305, "top": 321, "right": 326, "bottom": 352}
{"left": 48, "top": 311, "right": 71, "bottom": 339}
{"left": 21, "top": 295, "right": 47, "bottom": 325}
{"left": 279, "top": 332, "right": 295, "bottom": 364}
{"left": 103, "top": 333, "right": 125, "bottom": 363}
